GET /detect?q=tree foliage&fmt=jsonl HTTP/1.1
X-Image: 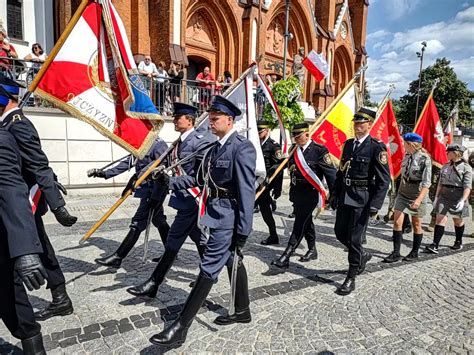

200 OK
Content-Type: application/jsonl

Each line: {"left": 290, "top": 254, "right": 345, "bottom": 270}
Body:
{"left": 396, "top": 58, "right": 473, "bottom": 128}
{"left": 262, "top": 76, "right": 305, "bottom": 129}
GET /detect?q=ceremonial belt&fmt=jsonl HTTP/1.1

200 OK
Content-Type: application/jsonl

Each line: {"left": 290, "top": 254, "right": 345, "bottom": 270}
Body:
{"left": 208, "top": 188, "right": 237, "bottom": 199}
{"left": 403, "top": 178, "right": 422, "bottom": 184}
{"left": 442, "top": 185, "right": 463, "bottom": 189}
{"left": 344, "top": 178, "right": 369, "bottom": 187}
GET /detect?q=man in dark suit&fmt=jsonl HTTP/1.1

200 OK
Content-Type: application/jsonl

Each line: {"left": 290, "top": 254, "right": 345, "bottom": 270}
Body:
{"left": 256, "top": 120, "right": 284, "bottom": 245}
{"left": 0, "top": 77, "right": 76, "bottom": 321}
{"left": 0, "top": 128, "right": 48, "bottom": 354}
{"left": 149, "top": 95, "right": 256, "bottom": 347}
{"left": 272, "top": 122, "right": 337, "bottom": 268}
{"left": 89, "top": 136, "right": 170, "bottom": 269}
{"left": 127, "top": 102, "right": 214, "bottom": 297}
{"left": 331, "top": 108, "right": 390, "bottom": 295}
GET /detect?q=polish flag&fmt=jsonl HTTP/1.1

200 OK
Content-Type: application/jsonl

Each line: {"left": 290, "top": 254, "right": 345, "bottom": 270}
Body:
{"left": 302, "top": 50, "right": 329, "bottom": 81}
{"left": 29, "top": 184, "right": 42, "bottom": 214}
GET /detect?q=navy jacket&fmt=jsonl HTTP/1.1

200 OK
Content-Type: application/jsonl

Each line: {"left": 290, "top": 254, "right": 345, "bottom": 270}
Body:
{"left": 170, "top": 131, "right": 256, "bottom": 236}
{"left": 2, "top": 108, "right": 65, "bottom": 215}
{"left": 104, "top": 137, "right": 168, "bottom": 199}
{"left": 0, "top": 129, "right": 43, "bottom": 264}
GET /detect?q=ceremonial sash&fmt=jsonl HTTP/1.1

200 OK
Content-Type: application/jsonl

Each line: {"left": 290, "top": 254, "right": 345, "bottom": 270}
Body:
{"left": 171, "top": 143, "right": 202, "bottom": 202}
{"left": 29, "top": 184, "right": 42, "bottom": 214}
{"left": 294, "top": 148, "right": 327, "bottom": 208}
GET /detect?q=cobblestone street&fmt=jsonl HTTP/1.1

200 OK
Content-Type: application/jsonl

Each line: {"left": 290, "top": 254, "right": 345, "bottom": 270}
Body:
{"left": 1, "top": 192, "right": 473, "bottom": 354}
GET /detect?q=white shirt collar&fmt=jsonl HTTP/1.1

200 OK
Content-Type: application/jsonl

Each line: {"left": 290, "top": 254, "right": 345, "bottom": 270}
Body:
{"left": 300, "top": 140, "right": 311, "bottom": 152}
{"left": 0, "top": 107, "right": 20, "bottom": 122}
{"left": 261, "top": 135, "right": 269, "bottom": 146}
{"left": 354, "top": 133, "right": 370, "bottom": 145}
{"left": 219, "top": 128, "right": 237, "bottom": 146}
{"left": 180, "top": 128, "right": 194, "bottom": 142}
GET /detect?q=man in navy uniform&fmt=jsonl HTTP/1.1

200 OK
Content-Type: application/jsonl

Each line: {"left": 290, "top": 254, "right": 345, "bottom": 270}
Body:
{"left": 331, "top": 108, "right": 390, "bottom": 295}
{"left": 0, "top": 77, "right": 77, "bottom": 321}
{"left": 127, "top": 102, "right": 214, "bottom": 297}
{"left": 0, "top": 129, "right": 48, "bottom": 354}
{"left": 149, "top": 96, "right": 256, "bottom": 347}
{"left": 256, "top": 120, "right": 284, "bottom": 245}
{"left": 89, "top": 136, "right": 170, "bottom": 269}
{"left": 272, "top": 123, "right": 337, "bottom": 268}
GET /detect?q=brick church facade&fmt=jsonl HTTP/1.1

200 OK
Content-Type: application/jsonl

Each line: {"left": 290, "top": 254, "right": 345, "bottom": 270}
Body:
{"left": 56, "top": 0, "right": 369, "bottom": 112}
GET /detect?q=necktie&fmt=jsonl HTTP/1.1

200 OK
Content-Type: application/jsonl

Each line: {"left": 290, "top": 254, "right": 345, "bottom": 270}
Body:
{"left": 405, "top": 155, "right": 413, "bottom": 179}
{"left": 353, "top": 140, "right": 360, "bottom": 152}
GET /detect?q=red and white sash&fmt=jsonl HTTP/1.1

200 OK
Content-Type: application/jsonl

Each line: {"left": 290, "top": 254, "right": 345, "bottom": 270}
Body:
{"left": 29, "top": 184, "right": 42, "bottom": 214}
{"left": 171, "top": 143, "right": 201, "bottom": 201}
{"left": 294, "top": 148, "right": 327, "bottom": 208}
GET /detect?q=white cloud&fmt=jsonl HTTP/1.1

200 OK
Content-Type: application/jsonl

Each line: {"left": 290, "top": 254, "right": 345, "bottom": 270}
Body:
{"left": 366, "top": 7, "right": 474, "bottom": 102}
{"left": 382, "top": 0, "right": 422, "bottom": 20}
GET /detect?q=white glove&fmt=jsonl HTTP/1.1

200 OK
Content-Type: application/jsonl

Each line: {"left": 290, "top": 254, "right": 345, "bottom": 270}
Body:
{"left": 453, "top": 200, "right": 465, "bottom": 213}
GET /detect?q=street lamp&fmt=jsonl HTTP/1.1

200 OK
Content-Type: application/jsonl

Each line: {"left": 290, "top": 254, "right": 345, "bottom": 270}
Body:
{"left": 414, "top": 41, "right": 427, "bottom": 123}
{"left": 282, "top": 0, "right": 291, "bottom": 80}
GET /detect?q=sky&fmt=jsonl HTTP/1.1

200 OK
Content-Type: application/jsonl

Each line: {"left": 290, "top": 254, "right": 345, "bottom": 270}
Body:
{"left": 365, "top": 0, "right": 474, "bottom": 102}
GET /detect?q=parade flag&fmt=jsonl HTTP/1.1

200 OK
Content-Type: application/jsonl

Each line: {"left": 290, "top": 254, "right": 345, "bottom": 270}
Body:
{"left": 311, "top": 83, "right": 357, "bottom": 160}
{"left": 302, "top": 50, "right": 329, "bottom": 81}
{"left": 370, "top": 100, "right": 405, "bottom": 179}
{"left": 256, "top": 73, "right": 288, "bottom": 155}
{"left": 443, "top": 102, "right": 458, "bottom": 145}
{"left": 34, "top": 0, "right": 162, "bottom": 158}
{"left": 414, "top": 93, "right": 448, "bottom": 167}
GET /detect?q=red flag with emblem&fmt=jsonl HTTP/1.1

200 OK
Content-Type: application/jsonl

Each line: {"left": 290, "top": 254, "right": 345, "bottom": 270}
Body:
{"left": 414, "top": 94, "right": 448, "bottom": 167}
{"left": 370, "top": 100, "right": 405, "bottom": 179}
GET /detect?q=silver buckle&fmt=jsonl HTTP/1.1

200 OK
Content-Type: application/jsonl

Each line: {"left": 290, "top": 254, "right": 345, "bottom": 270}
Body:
{"left": 345, "top": 178, "right": 351, "bottom": 186}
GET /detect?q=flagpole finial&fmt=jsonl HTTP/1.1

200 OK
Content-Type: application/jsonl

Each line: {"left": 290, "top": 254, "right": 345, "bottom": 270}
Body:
{"left": 354, "top": 65, "right": 368, "bottom": 79}
{"left": 431, "top": 78, "right": 440, "bottom": 93}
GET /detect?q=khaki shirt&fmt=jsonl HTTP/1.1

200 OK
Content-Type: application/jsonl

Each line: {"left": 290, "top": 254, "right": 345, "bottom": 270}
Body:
{"left": 440, "top": 161, "right": 472, "bottom": 189}
{"left": 400, "top": 150, "right": 432, "bottom": 189}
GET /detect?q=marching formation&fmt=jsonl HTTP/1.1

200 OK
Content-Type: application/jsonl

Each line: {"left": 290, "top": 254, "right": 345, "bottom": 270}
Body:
{"left": 1, "top": 72, "right": 472, "bottom": 353}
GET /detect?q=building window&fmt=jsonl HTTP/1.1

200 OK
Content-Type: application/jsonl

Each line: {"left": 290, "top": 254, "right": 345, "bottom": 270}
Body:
{"left": 7, "top": 0, "right": 23, "bottom": 40}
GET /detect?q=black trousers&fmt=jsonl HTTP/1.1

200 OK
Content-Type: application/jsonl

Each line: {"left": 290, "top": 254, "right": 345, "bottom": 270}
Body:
{"left": 334, "top": 204, "right": 370, "bottom": 277}
{"left": 256, "top": 189, "right": 277, "bottom": 237}
{"left": 288, "top": 199, "right": 318, "bottom": 250}
{"left": 130, "top": 198, "right": 169, "bottom": 236}
{"left": 35, "top": 214, "right": 66, "bottom": 289}
{"left": 0, "top": 262, "right": 41, "bottom": 340}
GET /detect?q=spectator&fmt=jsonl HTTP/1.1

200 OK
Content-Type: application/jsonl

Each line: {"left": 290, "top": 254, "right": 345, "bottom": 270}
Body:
{"left": 155, "top": 61, "right": 169, "bottom": 113}
{"left": 196, "top": 66, "right": 214, "bottom": 106}
{"left": 168, "top": 62, "right": 184, "bottom": 102}
{"left": 215, "top": 74, "right": 224, "bottom": 95}
{"left": 138, "top": 55, "right": 158, "bottom": 78}
{"left": 0, "top": 27, "right": 18, "bottom": 79}
{"left": 223, "top": 70, "right": 233, "bottom": 92}
{"left": 24, "top": 43, "right": 47, "bottom": 83}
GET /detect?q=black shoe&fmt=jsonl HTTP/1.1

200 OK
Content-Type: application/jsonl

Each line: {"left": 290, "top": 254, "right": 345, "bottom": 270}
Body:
{"left": 299, "top": 248, "right": 318, "bottom": 262}
{"left": 451, "top": 241, "right": 463, "bottom": 250}
{"left": 261, "top": 235, "right": 279, "bottom": 245}
{"left": 127, "top": 278, "right": 158, "bottom": 298}
{"left": 253, "top": 206, "right": 260, "bottom": 213}
{"left": 214, "top": 308, "right": 251, "bottom": 325}
{"left": 271, "top": 246, "right": 293, "bottom": 269}
{"left": 270, "top": 199, "right": 277, "bottom": 212}
{"left": 151, "top": 256, "right": 162, "bottom": 263}
{"left": 382, "top": 252, "right": 402, "bottom": 263}
{"left": 149, "top": 275, "right": 213, "bottom": 347}
{"left": 95, "top": 253, "right": 122, "bottom": 268}
{"left": 22, "top": 333, "right": 46, "bottom": 355}
{"left": 358, "top": 252, "right": 372, "bottom": 275}
{"left": 35, "top": 284, "right": 73, "bottom": 321}
{"left": 403, "top": 250, "right": 418, "bottom": 261}
{"left": 425, "top": 243, "right": 439, "bottom": 254}
{"left": 336, "top": 277, "right": 355, "bottom": 296}
{"left": 288, "top": 212, "right": 295, "bottom": 218}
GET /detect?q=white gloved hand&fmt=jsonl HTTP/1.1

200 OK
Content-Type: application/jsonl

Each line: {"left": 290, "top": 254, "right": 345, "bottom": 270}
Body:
{"left": 453, "top": 200, "right": 465, "bottom": 213}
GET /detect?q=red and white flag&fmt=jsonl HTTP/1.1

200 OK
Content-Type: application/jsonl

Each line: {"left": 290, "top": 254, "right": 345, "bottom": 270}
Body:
{"left": 414, "top": 93, "right": 448, "bottom": 167}
{"left": 443, "top": 102, "right": 458, "bottom": 145}
{"left": 29, "top": 184, "right": 42, "bottom": 214}
{"left": 302, "top": 50, "right": 329, "bottom": 81}
{"left": 370, "top": 100, "right": 405, "bottom": 179}
{"left": 35, "top": 0, "right": 163, "bottom": 158}
{"left": 294, "top": 148, "right": 327, "bottom": 208}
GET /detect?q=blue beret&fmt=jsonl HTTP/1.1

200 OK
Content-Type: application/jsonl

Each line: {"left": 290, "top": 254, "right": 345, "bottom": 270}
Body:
{"left": 208, "top": 95, "right": 242, "bottom": 118}
{"left": 0, "top": 85, "right": 11, "bottom": 106}
{"left": 403, "top": 133, "right": 423, "bottom": 143}
{"left": 172, "top": 102, "right": 198, "bottom": 117}
{"left": 0, "top": 75, "right": 24, "bottom": 96}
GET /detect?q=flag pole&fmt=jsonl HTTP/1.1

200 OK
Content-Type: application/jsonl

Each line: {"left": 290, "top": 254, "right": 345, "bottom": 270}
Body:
{"left": 413, "top": 78, "right": 439, "bottom": 132}
{"left": 375, "top": 84, "right": 395, "bottom": 118}
{"left": 19, "top": 0, "right": 90, "bottom": 108}
{"left": 255, "top": 65, "right": 367, "bottom": 200}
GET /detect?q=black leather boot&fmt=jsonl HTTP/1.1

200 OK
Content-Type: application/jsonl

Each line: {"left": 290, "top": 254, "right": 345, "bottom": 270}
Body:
{"left": 261, "top": 234, "right": 279, "bottom": 245}
{"left": 383, "top": 230, "right": 403, "bottom": 263}
{"left": 357, "top": 251, "right": 372, "bottom": 275}
{"left": 336, "top": 276, "right": 356, "bottom": 296}
{"left": 214, "top": 261, "right": 251, "bottom": 325}
{"left": 21, "top": 333, "right": 46, "bottom": 355}
{"left": 271, "top": 244, "right": 294, "bottom": 268}
{"left": 149, "top": 275, "right": 213, "bottom": 347}
{"left": 35, "top": 284, "right": 73, "bottom": 321}
{"left": 95, "top": 227, "right": 140, "bottom": 268}
{"left": 300, "top": 240, "right": 318, "bottom": 262}
{"left": 127, "top": 250, "right": 176, "bottom": 297}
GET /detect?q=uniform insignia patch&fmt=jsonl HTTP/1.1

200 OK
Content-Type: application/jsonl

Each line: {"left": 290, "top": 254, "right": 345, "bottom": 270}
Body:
{"left": 379, "top": 151, "right": 388, "bottom": 165}
{"left": 216, "top": 160, "right": 230, "bottom": 168}
{"left": 289, "top": 164, "right": 296, "bottom": 173}
{"left": 275, "top": 150, "right": 283, "bottom": 159}
{"left": 12, "top": 114, "right": 22, "bottom": 122}
{"left": 323, "top": 153, "right": 331, "bottom": 165}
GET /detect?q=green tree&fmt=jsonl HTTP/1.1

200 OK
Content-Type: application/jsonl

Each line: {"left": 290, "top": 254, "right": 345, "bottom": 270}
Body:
{"left": 362, "top": 80, "right": 378, "bottom": 109}
{"left": 262, "top": 76, "right": 304, "bottom": 129}
{"left": 397, "top": 58, "right": 473, "bottom": 128}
